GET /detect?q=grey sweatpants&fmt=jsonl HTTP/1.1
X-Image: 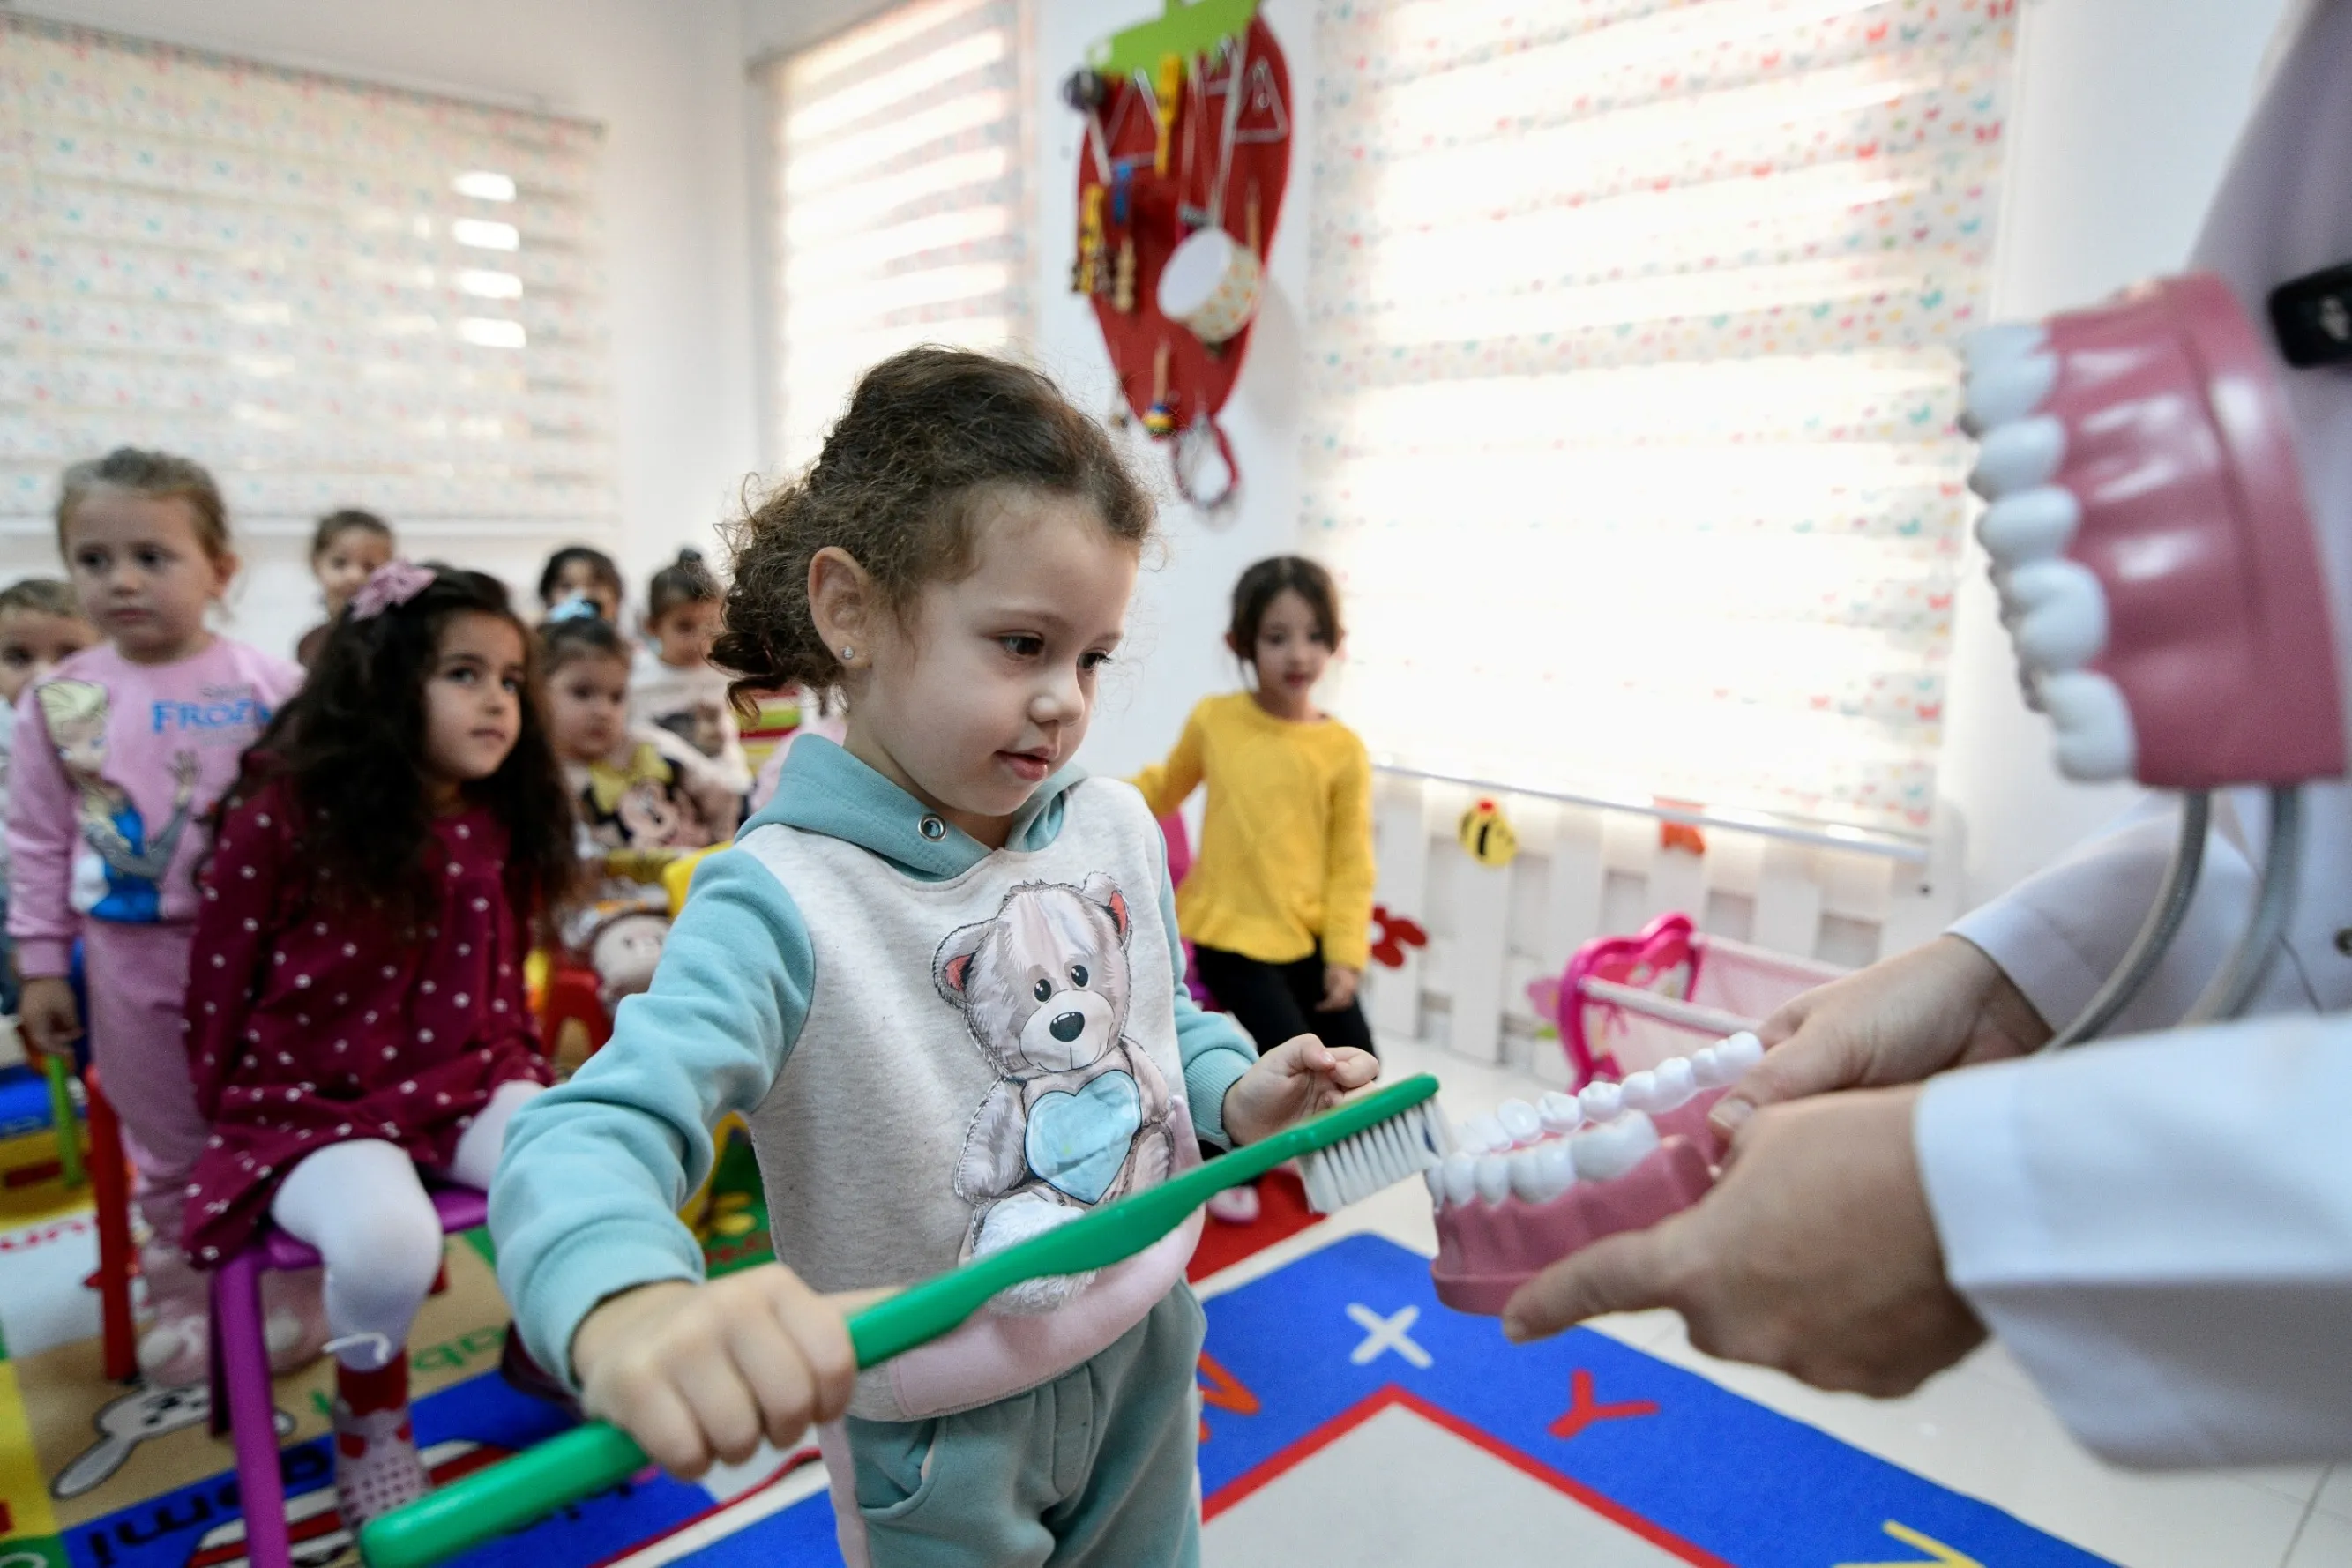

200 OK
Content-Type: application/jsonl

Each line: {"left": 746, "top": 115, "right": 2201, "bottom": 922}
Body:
{"left": 827, "top": 1283, "right": 1206, "bottom": 1568}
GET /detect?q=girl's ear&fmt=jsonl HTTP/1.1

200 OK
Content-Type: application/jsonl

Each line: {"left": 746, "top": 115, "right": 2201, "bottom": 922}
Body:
{"left": 1223, "top": 629, "right": 1243, "bottom": 661}
{"left": 808, "top": 546, "right": 876, "bottom": 664}
{"left": 209, "top": 549, "right": 241, "bottom": 597}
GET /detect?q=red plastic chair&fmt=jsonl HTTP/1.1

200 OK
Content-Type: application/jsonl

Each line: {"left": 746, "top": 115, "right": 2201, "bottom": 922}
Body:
{"left": 81, "top": 1067, "right": 138, "bottom": 1382}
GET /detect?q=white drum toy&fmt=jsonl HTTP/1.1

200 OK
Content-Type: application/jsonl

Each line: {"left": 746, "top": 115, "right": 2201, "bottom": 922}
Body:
{"left": 1157, "top": 227, "right": 1262, "bottom": 345}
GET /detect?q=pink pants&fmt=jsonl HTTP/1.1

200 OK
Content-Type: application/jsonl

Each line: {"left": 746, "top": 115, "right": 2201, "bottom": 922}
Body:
{"left": 79, "top": 920, "right": 206, "bottom": 1240}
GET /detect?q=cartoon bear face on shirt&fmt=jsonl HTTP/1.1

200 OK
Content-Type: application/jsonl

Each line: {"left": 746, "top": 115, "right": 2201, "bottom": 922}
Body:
{"left": 935, "top": 874, "right": 1134, "bottom": 1077}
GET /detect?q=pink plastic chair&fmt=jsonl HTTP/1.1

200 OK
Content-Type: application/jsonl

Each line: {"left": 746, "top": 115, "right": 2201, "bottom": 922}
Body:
{"left": 210, "top": 1186, "right": 488, "bottom": 1568}
{"left": 1553, "top": 913, "right": 1844, "bottom": 1089}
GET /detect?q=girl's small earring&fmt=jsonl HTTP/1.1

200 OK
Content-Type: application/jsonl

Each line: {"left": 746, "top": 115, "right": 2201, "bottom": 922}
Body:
{"left": 840, "top": 646, "right": 855, "bottom": 662}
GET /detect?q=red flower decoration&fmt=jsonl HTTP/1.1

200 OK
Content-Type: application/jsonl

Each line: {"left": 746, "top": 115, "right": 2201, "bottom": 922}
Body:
{"left": 1368, "top": 905, "right": 1429, "bottom": 970}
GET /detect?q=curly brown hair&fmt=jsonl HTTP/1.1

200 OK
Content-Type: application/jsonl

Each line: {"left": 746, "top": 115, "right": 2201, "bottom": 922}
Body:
{"left": 714, "top": 347, "right": 1153, "bottom": 711}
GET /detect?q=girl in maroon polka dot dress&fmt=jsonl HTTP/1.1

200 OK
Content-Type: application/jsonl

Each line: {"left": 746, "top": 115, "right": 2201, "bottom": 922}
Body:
{"left": 180, "top": 563, "right": 578, "bottom": 1528}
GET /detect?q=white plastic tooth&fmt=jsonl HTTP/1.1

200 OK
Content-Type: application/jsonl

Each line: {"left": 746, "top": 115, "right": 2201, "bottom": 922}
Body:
{"left": 1960, "top": 343, "right": 2057, "bottom": 437}
{"left": 1474, "top": 1153, "right": 1512, "bottom": 1206}
{"left": 1651, "top": 1056, "right": 1697, "bottom": 1110}
{"left": 1976, "top": 485, "right": 2080, "bottom": 569}
{"left": 1967, "top": 414, "right": 2065, "bottom": 500}
{"left": 1618, "top": 1070, "right": 1660, "bottom": 1112}
{"left": 1533, "top": 1140, "right": 1578, "bottom": 1199}
{"left": 1690, "top": 1045, "right": 1729, "bottom": 1087}
{"left": 1423, "top": 1164, "right": 1445, "bottom": 1202}
{"left": 1579, "top": 1081, "right": 1624, "bottom": 1123}
{"left": 1571, "top": 1112, "right": 1661, "bottom": 1183}
{"left": 1466, "top": 1115, "right": 1510, "bottom": 1155}
{"left": 1718, "top": 1032, "right": 1765, "bottom": 1075}
{"left": 1440, "top": 1152, "right": 1478, "bottom": 1207}
{"left": 2041, "top": 669, "right": 2139, "bottom": 782}
{"left": 2006, "top": 558, "right": 2109, "bottom": 673}
{"left": 1497, "top": 1099, "right": 1542, "bottom": 1147}
{"left": 1962, "top": 322, "right": 2049, "bottom": 381}
{"left": 1536, "top": 1091, "right": 1584, "bottom": 1135}
{"left": 1508, "top": 1146, "right": 1552, "bottom": 1203}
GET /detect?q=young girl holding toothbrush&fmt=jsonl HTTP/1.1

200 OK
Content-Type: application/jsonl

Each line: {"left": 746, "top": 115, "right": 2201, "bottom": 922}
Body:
{"left": 182, "top": 563, "right": 576, "bottom": 1526}
{"left": 493, "top": 348, "right": 1378, "bottom": 1566}
{"left": 7, "top": 448, "right": 310, "bottom": 1385}
{"left": 1135, "top": 556, "right": 1378, "bottom": 1223}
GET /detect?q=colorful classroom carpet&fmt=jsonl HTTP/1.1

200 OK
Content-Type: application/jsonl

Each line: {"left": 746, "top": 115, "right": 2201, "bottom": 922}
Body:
{"left": 3, "top": 1116, "right": 2114, "bottom": 1568}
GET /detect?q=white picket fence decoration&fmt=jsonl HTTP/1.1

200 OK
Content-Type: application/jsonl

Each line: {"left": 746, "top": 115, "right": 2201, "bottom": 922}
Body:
{"left": 1361, "top": 772, "right": 1964, "bottom": 1083}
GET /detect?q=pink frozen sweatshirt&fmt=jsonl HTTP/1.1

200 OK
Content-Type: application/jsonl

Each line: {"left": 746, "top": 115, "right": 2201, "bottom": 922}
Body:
{"left": 5, "top": 638, "right": 301, "bottom": 977}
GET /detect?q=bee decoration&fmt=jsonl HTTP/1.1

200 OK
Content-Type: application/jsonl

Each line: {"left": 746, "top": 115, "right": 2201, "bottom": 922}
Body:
{"left": 1457, "top": 796, "right": 1519, "bottom": 869}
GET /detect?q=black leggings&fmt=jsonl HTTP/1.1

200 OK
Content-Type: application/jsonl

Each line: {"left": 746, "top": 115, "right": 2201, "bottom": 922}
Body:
{"left": 1191, "top": 943, "right": 1377, "bottom": 1059}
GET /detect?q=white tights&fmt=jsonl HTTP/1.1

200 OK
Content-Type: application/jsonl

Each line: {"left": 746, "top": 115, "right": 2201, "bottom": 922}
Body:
{"left": 268, "top": 1080, "right": 541, "bottom": 1371}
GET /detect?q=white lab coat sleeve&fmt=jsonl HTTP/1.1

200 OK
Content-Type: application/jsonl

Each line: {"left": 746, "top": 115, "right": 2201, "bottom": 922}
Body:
{"left": 1915, "top": 1017, "right": 2352, "bottom": 1467}
{"left": 1945, "top": 791, "right": 2307, "bottom": 1036}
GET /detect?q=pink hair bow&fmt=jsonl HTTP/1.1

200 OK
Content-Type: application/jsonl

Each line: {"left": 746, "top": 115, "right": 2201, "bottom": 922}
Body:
{"left": 350, "top": 560, "right": 437, "bottom": 620}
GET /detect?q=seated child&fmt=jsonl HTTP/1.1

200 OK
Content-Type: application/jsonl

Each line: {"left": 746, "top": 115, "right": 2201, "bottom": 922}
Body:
{"left": 631, "top": 548, "right": 750, "bottom": 788}
{"left": 493, "top": 348, "right": 1378, "bottom": 1566}
{"left": 541, "top": 612, "right": 742, "bottom": 1003}
{"left": 183, "top": 563, "right": 575, "bottom": 1527}
{"left": 536, "top": 543, "right": 623, "bottom": 625}
{"left": 295, "top": 508, "right": 394, "bottom": 667}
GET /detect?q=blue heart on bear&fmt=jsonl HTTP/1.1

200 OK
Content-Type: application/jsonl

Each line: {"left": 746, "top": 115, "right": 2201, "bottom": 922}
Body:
{"left": 1027, "top": 1071, "right": 1143, "bottom": 1206}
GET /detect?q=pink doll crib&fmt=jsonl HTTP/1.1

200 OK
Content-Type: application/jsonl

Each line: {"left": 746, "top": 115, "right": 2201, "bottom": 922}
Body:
{"left": 1549, "top": 913, "right": 1845, "bottom": 1090}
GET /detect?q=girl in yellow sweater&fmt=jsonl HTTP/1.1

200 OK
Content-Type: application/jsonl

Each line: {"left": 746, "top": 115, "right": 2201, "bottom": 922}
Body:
{"left": 1136, "top": 556, "right": 1377, "bottom": 1221}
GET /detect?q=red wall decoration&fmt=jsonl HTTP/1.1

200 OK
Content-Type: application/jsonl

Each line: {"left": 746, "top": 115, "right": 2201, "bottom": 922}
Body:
{"left": 1065, "top": 15, "right": 1291, "bottom": 505}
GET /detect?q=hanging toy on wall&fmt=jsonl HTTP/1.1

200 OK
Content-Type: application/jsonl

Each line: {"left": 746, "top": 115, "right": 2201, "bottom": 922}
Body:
{"left": 1063, "top": 0, "right": 1291, "bottom": 511}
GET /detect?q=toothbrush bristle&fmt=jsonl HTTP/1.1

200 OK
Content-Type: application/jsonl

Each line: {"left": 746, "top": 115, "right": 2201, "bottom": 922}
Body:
{"left": 1297, "top": 1101, "right": 1445, "bottom": 1213}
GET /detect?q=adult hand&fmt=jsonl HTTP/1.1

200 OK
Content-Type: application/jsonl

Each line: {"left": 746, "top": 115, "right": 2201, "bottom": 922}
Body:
{"left": 1320, "top": 963, "right": 1361, "bottom": 1012}
{"left": 1504, "top": 1086, "right": 1985, "bottom": 1396}
{"left": 1222, "top": 1034, "right": 1379, "bottom": 1146}
{"left": 571, "top": 1266, "right": 878, "bottom": 1480}
{"left": 1711, "top": 936, "right": 2049, "bottom": 1143}
{"left": 18, "top": 976, "right": 81, "bottom": 1064}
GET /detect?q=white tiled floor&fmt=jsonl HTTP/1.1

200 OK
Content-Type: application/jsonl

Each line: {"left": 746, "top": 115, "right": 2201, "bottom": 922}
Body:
{"left": 1203, "top": 1035, "right": 2352, "bottom": 1568}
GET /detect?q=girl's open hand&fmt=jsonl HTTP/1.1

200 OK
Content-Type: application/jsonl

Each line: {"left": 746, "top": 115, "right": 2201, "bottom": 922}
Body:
{"left": 571, "top": 1265, "right": 872, "bottom": 1479}
{"left": 1221, "top": 1034, "right": 1380, "bottom": 1146}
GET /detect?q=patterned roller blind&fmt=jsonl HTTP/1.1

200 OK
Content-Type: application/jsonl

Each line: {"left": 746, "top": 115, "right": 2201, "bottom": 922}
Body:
{"left": 0, "top": 15, "right": 615, "bottom": 541}
{"left": 1306, "top": 0, "right": 2017, "bottom": 838}
{"left": 767, "top": 0, "right": 1029, "bottom": 472}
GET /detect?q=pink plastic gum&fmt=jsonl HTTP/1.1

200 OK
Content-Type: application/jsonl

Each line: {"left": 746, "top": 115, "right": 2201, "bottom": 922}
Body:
{"left": 2037, "top": 273, "right": 2343, "bottom": 788}
{"left": 1431, "top": 1136, "right": 1715, "bottom": 1316}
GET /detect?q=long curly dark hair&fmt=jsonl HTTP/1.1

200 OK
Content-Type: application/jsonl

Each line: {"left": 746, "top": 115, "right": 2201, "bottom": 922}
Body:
{"left": 223, "top": 564, "right": 578, "bottom": 927}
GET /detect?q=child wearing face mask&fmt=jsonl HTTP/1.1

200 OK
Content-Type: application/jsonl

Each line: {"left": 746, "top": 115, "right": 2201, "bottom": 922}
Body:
{"left": 6, "top": 448, "right": 310, "bottom": 1385}
{"left": 1133, "top": 557, "right": 1378, "bottom": 1224}
{"left": 537, "top": 544, "right": 624, "bottom": 626}
{"left": 295, "top": 508, "right": 395, "bottom": 667}
{"left": 492, "top": 349, "right": 1378, "bottom": 1567}
{"left": 631, "top": 548, "right": 750, "bottom": 788}
{"left": 182, "top": 563, "right": 575, "bottom": 1527}
{"left": 0, "top": 579, "right": 97, "bottom": 1014}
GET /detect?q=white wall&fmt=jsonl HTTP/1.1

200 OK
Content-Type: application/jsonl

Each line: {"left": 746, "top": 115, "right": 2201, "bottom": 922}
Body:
{"left": 4, "top": 0, "right": 762, "bottom": 657}
{"left": 1031, "top": 0, "right": 1319, "bottom": 781}
{"left": 1937, "top": 0, "right": 2295, "bottom": 907}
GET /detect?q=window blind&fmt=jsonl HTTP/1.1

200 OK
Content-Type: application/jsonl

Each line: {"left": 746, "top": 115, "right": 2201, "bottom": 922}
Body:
{"left": 767, "top": 0, "right": 1029, "bottom": 472}
{"left": 0, "top": 15, "right": 615, "bottom": 541}
{"left": 1306, "top": 0, "right": 2016, "bottom": 838}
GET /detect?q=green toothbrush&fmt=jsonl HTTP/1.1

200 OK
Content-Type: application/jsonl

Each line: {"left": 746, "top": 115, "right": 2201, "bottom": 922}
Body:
{"left": 361, "top": 1073, "right": 1444, "bottom": 1568}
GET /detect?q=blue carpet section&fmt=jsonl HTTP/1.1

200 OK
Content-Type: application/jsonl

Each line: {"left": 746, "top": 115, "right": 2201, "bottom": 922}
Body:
{"left": 49, "top": 1236, "right": 2114, "bottom": 1568}
{"left": 1194, "top": 1233, "right": 2114, "bottom": 1567}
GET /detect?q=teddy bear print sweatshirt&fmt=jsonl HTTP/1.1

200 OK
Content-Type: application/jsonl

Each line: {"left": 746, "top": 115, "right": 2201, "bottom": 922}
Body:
{"left": 492, "top": 735, "right": 1260, "bottom": 1422}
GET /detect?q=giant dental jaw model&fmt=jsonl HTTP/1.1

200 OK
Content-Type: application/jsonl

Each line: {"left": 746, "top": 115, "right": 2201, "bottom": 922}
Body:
{"left": 1964, "top": 273, "right": 2347, "bottom": 1042}
{"left": 1430, "top": 1033, "right": 1762, "bottom": 1314}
